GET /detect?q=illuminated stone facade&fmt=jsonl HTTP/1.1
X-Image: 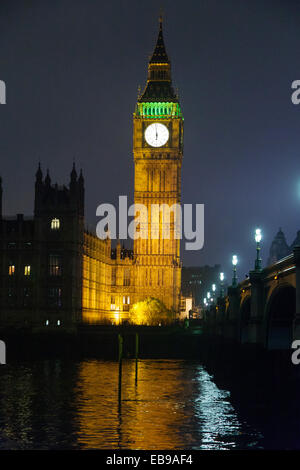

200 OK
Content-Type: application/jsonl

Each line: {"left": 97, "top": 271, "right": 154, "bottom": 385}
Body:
{"left": 0, "top": 166, "right": 84, "bottom": 327}
{"left": 132, "top": 18, "right": 183, "bottom": 312}
{"left": 0, "top": 167, "right": 136, "bottom": 326}
{"left": 0, "top": 20, "right": 182, "bottom": 327}
{"left": 83, "top": 19, "right": 183, "bottom": 323}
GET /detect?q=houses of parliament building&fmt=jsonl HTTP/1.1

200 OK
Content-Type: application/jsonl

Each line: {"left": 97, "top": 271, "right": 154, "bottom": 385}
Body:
{"left": 0, "top": 20, "right": 183, "bottom": 327}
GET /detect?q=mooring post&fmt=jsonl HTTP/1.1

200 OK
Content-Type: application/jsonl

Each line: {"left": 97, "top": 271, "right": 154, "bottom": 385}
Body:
{"left": 118, "top": 334, "right": 123, "bottom": 402}
{"left": 135, "top": 332, "right": 139, "bottom": 384}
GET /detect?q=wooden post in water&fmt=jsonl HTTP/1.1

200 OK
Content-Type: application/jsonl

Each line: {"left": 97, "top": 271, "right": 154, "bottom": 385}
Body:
{"left": 118, "top": 334, "right": 123, "bottom": 403}
{"left": 135, "top": 332, "right": 139, "bottom": 384}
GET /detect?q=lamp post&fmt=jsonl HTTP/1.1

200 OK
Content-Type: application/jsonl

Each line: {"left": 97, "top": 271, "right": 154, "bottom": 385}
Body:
{"left": 219, "top": 272, "right": 224, "bottom": 298}
{"left": 254, "top": 228, "right": 262, "bottom": 271}
{"left": 232, "top": 255, "right": 238, "bottom": 287}
{"left": 203, "top": 297, "right": 207, "bottom": 321}
{"left": 212, "top": 284, "right": 216, "bottom": 303}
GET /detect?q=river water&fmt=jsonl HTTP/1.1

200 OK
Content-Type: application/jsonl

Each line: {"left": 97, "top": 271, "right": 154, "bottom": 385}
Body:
{"left": 0, "top": 358, "right": 271, "bottom": 450}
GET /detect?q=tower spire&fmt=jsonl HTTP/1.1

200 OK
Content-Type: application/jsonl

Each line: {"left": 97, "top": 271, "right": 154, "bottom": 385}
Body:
{"left": 138, "top": 16, "right": 178, "bottom": 103}
{"left": 149, "top": 14, "right": 170, "bottom": 64}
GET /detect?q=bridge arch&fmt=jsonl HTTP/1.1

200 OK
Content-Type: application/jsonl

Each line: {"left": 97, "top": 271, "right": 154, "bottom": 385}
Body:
{"left": 265, "top": 283, "right": 295, "bottom": 349}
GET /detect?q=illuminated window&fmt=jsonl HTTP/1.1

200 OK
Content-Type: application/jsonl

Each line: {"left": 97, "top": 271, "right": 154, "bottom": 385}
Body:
{"left": 123, "top": 296, "right": 130, "bottom": 311}
{"left": 24, "top": 265, "right": 31, "bottom": 276}
{"left": 49, "top": 255, "right": 62, "bottom": 276}
{"left": 111, "top": 295, "right": 116, "bottom": 310}
{"left": 8, "top": 265, "right": 15, "bottom": 276}
{"left": 51, "top": 218, "right": 60, "bottom": 230}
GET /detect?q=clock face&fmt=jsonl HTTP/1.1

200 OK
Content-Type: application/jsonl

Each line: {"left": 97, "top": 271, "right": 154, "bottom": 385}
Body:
{"left": 144, "top": 123, "right": 169, "bottom": 147}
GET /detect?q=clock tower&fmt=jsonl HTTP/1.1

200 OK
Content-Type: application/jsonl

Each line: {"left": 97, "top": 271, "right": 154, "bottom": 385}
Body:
{"left": 133, "top": 17, "right": 183, "bottom": 312}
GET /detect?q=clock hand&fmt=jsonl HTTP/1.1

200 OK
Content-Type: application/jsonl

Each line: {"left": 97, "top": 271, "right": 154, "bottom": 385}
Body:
{"left": 155, "top": 124, "right": 158, "bottom": 141}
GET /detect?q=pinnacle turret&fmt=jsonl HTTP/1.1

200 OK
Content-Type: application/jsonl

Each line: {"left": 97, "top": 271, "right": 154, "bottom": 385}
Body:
{"left": 45, "top": 169, "right": 51, "bottom": 186}
{"left": 36, "top": 162, "right": 43, "bottom": 182}
{"left": 70, "top": 162, "right": 77, "bottom": 183}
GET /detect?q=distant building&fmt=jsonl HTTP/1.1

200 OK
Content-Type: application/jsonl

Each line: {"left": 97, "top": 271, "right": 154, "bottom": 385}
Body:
{"left": 267, "top": 228, "right": 300, "bottom": 266}
{"left": 290, "top": 231, "right": 300, "bottom": 251}
{"left": 179, "top": 296, "right": 193, "bottom": 320}
{"left": 267, "top": 228, "right": 290, "bottom": 265}
{"left": 181, "top": 265, "right": 221, "bottom": 307}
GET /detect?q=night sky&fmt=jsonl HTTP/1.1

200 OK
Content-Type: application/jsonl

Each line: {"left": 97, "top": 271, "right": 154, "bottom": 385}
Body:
{"left": 1, "top": 0, "right": 300, "bottom": 282}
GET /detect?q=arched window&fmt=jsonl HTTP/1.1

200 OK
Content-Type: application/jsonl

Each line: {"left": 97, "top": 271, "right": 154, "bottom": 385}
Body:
{"left": 8, "top": 264, "right": 15, "bottom": 276}
{"left": 51, "top": 218, "right": 60, "bottom": 230}
{"left": 24, "top": 265, "right": 31, "bottom": 276}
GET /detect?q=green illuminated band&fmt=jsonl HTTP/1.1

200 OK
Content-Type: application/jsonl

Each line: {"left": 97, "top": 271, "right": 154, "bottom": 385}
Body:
{"left": 135, "top": 102, "right": 182, "bottom": 118}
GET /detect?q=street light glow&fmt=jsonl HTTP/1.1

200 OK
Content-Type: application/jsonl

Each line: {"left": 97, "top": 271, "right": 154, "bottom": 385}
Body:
{"left": 220, "top": 272, "right": 224, "bottom": 281}
{"left": 255, "top": 228, "right": 262, "bottom": 243}
{"left": 212, "top": 284, "right": 216, "bottom": 292}
{"left": 232, "top": 255, "right": 238, "bottom": 266}
{"left": 254, "top": 228, "right": 262, "bottom": 271}
{"left": 207, "top": 292, "right": 211, "bottom": 299}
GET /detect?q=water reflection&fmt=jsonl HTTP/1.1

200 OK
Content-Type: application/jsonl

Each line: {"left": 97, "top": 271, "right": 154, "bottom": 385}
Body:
{"left": 76, "top": 360, "right": 197, "bottom": 449}
{"left": 0, "top": 361, "right": 79, "bottom": 449}
{"left": 0, "top": 359, "right": 262, "bottom": 449}
{"left": 195, "top": 368, "right": 260, "bottom": 449}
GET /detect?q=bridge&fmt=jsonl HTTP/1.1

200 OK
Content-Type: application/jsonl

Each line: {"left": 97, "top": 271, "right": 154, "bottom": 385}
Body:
{"left": 204, "top": 246, "right": 300, "bottom": 349}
